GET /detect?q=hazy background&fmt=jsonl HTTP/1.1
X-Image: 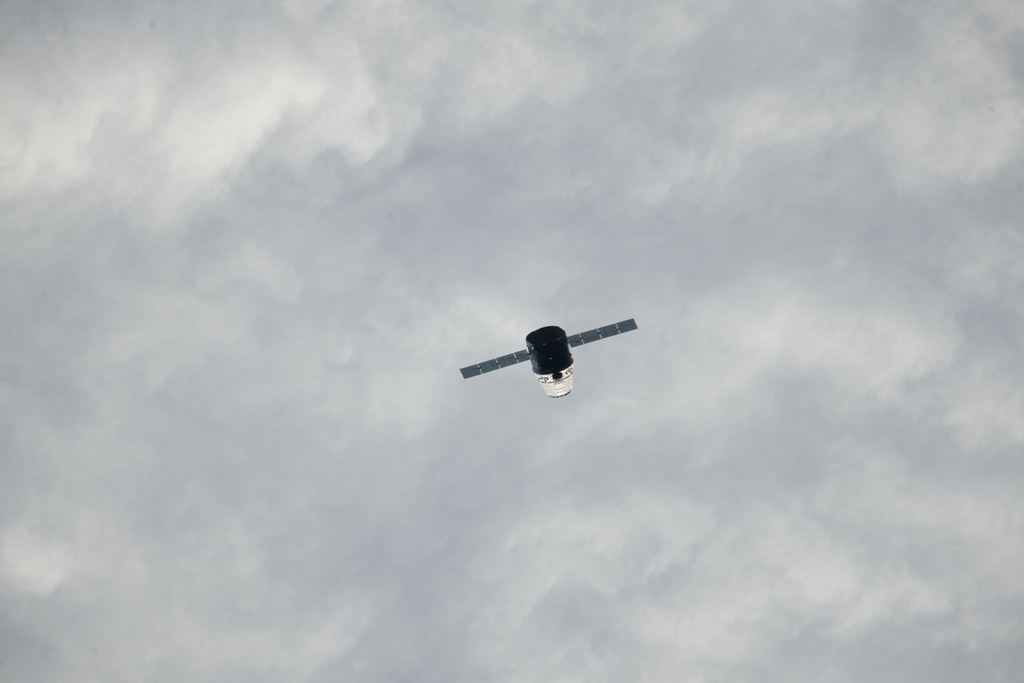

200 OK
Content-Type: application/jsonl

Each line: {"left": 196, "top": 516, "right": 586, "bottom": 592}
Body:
{"left": 2, "top": 1, "right": 1023, "bottom": 681}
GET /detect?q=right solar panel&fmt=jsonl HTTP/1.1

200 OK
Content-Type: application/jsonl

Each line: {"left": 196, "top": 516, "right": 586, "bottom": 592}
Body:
{"left": 570, "top": 318, "right": 638, "bottom": 345}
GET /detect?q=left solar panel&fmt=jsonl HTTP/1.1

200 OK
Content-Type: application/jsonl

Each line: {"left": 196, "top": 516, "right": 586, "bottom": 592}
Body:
{"left": 460, "top": 349, "right": 530, "bottom": 379}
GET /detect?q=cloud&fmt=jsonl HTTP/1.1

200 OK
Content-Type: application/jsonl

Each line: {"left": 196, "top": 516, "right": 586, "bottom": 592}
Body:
{"left": 878, "top": 4, "right": 1024, "bottom": 188}
{"left": 0, "top": 524, "right": 76, "bottom": 597}
{"left": 2, "top": 1, "right": 1023, "bottom": 681}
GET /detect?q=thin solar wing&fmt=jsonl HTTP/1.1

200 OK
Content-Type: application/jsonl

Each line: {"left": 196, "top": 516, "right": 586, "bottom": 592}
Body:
{"left": 570, "top": 318, "right": 638, "bottom": 345}
{"left": 460, "top": 349, "right": 530, "bottom": 379}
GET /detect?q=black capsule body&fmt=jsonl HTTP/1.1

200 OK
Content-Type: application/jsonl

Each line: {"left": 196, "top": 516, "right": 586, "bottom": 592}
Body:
{"left": 526, "top": 326, "right": 574, "bottom": 376}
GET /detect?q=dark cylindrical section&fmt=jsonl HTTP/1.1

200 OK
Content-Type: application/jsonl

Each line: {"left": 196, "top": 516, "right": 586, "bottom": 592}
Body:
{"left": 526, "top": 326, "right": 574, "bottom": 375}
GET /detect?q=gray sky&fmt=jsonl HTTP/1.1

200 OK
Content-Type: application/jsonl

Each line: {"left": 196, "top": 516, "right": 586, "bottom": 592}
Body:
{"left": 2, "top": 0, "right": 1023, "bottom": 681}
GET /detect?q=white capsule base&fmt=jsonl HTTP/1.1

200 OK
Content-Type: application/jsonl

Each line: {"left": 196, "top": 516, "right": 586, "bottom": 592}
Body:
{"left": 536, "top": 363, "right": 574, "bottom": 398}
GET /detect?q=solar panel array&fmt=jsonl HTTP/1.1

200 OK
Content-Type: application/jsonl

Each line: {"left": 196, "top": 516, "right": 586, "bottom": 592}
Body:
{"left": 459, "top": 318, "right": 637, "bottom": 379}
{"left": 459, "top": 349, "right": 530, "bottom": 379}
{"left": 566, "top": 317, "right": 638, "bottom": 348}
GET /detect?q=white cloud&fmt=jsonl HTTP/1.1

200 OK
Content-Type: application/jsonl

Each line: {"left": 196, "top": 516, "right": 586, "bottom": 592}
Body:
{"left": 2, "top": 1, "right": 1023, "bottom": 681}
{"left": 695, "top": 279, "right": 956, "bottom": 399}
{"left": 0, "top": 524, "right": 76, "bottom": 597}
{"left": 646, "top": 2, "right": 1024, "bottom": 192}
{"left": 0, "top": 10, "right": 416, "bottom": 231}
{"left": 945, "top": 364, "right": 1024, "bottom": 448}
{"left": 879, "top": 3, "right": 1024, "bottom": 188}
{"left": 579, "top": 276, "right": 958, "bottom": 443}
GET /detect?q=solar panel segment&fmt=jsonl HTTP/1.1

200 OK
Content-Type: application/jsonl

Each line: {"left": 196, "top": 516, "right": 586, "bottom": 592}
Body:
{"left": 460, "top": 349, "right": 529, "bottom": 379}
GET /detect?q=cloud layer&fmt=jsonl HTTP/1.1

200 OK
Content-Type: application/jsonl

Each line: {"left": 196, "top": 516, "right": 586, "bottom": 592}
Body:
{"left": 2, "top": 1, "right": 1023, "bottom": 681}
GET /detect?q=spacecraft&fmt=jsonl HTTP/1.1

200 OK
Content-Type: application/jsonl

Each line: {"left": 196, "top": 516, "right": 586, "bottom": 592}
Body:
{"left": 459, "top": 318, "right": 638, "bottom": 397}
